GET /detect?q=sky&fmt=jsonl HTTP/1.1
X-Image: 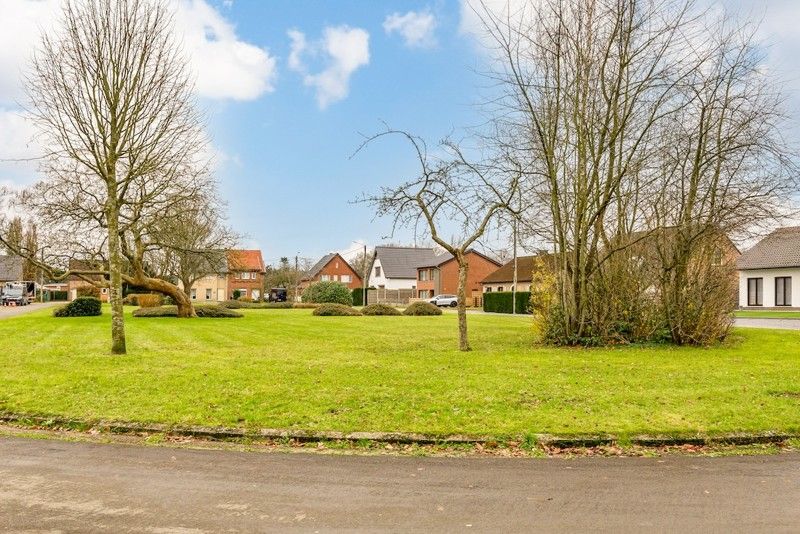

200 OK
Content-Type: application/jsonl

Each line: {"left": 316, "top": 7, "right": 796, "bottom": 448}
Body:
{"left": 1, "top": 0, "right": 800, "bottom": 266}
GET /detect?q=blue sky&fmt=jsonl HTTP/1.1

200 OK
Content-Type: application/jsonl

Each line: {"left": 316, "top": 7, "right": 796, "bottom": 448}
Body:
{"left": 2, "top": 0, "right": 800, "bottom": 266}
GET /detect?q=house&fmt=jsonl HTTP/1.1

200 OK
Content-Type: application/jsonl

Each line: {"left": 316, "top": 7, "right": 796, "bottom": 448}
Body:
{"left": 66, "top": 259, "right": 109, "bottom": 302}
{"left": 416, "top": 250, "right": 502, "bottom": 301}
{"left": 300, "top": 252, "right": 363, "bottom": 291}
{"left": 481, "top": 255, "right": 545, "bottom": 293}
{"left": 0, "top": 255, "right": 23, "bottom": 284}
{"left": 184, "top": 254, "right": 229, "bottom": 303}
{"left": 369, "top": 246, "right": 443, "bottom": 290}
{"left": 225, "top": 249, "right": 266, "bottom": 301}
{"left": 737, "top": 227, "right": 800, "bottom": 309}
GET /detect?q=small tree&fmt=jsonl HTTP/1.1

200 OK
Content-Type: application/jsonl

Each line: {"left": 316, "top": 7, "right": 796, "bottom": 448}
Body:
{"left": 358, "top": 128, "right": 520, "bottom": 351}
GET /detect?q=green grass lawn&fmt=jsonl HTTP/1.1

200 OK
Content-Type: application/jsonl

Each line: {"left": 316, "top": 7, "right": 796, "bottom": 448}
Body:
{"left": 735, "top": 310, "right": 800, "bottom": 319}
{"left": 1, "top": 306, "right": 799, "bottom": 439}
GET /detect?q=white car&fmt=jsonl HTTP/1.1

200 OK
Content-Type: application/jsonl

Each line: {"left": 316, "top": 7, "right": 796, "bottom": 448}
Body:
{"left": 429, "top": 294, "right": 458, "bottom": 307}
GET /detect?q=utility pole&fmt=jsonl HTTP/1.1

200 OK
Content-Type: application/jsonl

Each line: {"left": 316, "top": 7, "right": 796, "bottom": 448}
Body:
{"left": 294, "top": 254, "right": 299, "bottom": 302}
{"left": 512, "top": 216, "right": 518, "bottom": 315}
{"left": 362, "top": 244, "right": 367, "bottom": 306}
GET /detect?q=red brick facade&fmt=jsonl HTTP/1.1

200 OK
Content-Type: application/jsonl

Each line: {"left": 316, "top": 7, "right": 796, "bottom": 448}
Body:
{"left": 416, "top": 251, "right": 502, "bottom": 299}
{"left": 300, "top": 253, "right": 363, "bottom": 290}
{"left": 226, "top": 250, "right": 266, "bottom": 300}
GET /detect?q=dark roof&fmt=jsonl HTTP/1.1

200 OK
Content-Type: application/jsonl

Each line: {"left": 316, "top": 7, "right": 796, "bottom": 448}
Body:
{"left": 416, "top": 249, "right": 502, "bottom": 269}
{"left": 304, "top": 252, "right": 337, "bottom": 280}
{"left": 373, "top": 246, "right": 444, "bottom": 279}
{"left": 481, "top": 255, "right": 552, "bottom": 284}
{"left": 737, "top": 227, "right": 800, "bottom": 270}
{"left": 0, "top": 255, "right": 23, "bottom": 281}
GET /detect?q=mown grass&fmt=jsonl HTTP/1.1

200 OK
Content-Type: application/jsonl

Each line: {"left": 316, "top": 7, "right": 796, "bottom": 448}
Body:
{"left": 735, "top": 310, "right": 800, "bottom": 319}
{"left": 1, "top": 306, "right": 799, "bottom": 439}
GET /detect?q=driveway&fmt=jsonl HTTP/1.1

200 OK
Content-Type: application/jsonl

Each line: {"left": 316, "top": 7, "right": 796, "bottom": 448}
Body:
{"left": 1, "top": 436, "right": 799, "bottom": 532}
{"left": 0, "top": 301, "right": 59, "bottom": 319}
{"left": 734, "top": 317, "right": 800, "bottom": 330}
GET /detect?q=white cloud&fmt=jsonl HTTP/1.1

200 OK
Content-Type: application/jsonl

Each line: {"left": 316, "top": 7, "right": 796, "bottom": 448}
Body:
{"left": 0, "top": 0, "right": 276, "bottom": 104}
{"left": 287, "top": 26, "right": 370, "bottom": 109}
{"left": 383, "top": 9, "right": 438, "bottom": 48}
{"left": 458, "top": 0, "right": 538, "bottom": 50}
{"left": 173, "top": 0, "right": 277, "bottom": 100}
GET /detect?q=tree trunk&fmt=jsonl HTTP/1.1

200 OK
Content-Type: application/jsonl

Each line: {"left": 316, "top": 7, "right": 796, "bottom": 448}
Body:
{"left": 106, "top": 203, "right": 127, "bottom": 354}
{"left": 130, "top": 275, "right": 196, "bottom": 318}
{"left": 456, "top": 258, "right": 471, "bottom": 352}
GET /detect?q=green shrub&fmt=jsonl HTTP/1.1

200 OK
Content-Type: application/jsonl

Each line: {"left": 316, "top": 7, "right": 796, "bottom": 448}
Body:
{"left": 302, "top": 281, "right": 353, "bottom": 305}
{"left": 403, "top": 301, "right": 442, "bottom": 316}
{"left": 232, "top": 289, "right": 242, "bottom": 300}
{"left": 221, "top": 299, "right": 243, "bottom": 308}
{"left": 312, "top": 303, "right": 362, "bottom": 316}
{"left": 483, "top": 291, "right": 532, "bottom": 314}
{"left": 221, "top": 300, "right": 293, "bottom": 309}
{"left": 292, "top": 303, "right": 319, "bottom": 309}
{"left": 76, "top": 285, "right": 101, "bottom": 299}
{"left": 133, "top": 305, "right": 242, "bottom": 318}
{"left": 362, "top": 303, "right": 401, "bottom": 316}
{"left": 54, "top": 297, "right": 102, "bottom": 317}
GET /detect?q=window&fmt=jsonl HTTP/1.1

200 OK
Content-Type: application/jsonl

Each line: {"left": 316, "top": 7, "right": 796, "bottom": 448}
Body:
{"left": 205, "top": 288, "right": 212, "bottom": 300}
{"left": 238, "top": 288, "right": 248, "bottom": 297}
{"left": 340, "top": 274, "right": 351, "bottom": 283}
{"left": 776, "top": 277, "right": 792, "bottom": 307}
{"left": 191, "top": 289, "right": 197, "bottom": 300}
{"left": 484, "top": 287, "right": 492, "bottom": 293}
{"left": 101, "top": 288, "right": 108, "bottom": 294}
{"left": 747, "top": 278, "right": 763, "bottom": 306}
{"left": 374, "top": 266, "right": 381, "bottom": 278}
{"left": 321, "top": 274, "right": 330, "bottom": 281}
{"left": 497, "top": 286, "right": 504, "bottom": 292}
{"left": 419, "top": 270, "right": 428, "bottom": 281}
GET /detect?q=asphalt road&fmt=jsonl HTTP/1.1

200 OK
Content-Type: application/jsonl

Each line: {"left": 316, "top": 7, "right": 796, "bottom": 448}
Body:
{"left": 1, "top": 437, "right": 799, "bottom": 532}
{"left": 0, "top": 301, "right": 58, "bottom": 319}
{"left": 734, "top": 317, "right": 800, "bottom": 330}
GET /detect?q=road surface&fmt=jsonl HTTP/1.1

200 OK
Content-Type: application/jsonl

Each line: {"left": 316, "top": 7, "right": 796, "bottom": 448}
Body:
{"left": 1, "top": 437, "right": 798, "bottom": 532}
{"left": 0, "top": 301, "right": 58, "bottom": 319}
{"left": 734, "top": 317, "right": 800, "bottom": 330}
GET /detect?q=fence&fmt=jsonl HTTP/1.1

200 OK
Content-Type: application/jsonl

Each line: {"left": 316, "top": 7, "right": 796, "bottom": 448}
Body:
{"left": 367, "top": 288, "right": 416, "bottom": 305}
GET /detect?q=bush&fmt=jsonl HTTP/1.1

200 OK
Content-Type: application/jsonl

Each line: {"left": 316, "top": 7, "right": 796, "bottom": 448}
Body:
{"left": 76, "top": 285, "right": 101, "bottom": 299}
{"left": 292, "top": 303, "right": 319, "bottom": 309}
{"left": 312, "top": 303, "right": 362, "bottom": 316}
{"left": 483, "top": 291, "right": 532, "bottom": 314}
{"left": 221, "top": 299, "right": 243, "bottom": 308}
{"left": 54, "top": 297, "right": 102, "bottom": 317}
{"left": 122, "top": 294, "right": 139, "bottom": 306}
{"left": 221, "top": 300, "right": 294, "bottom": 309}
{"left": 232, "top": 289, "right": 242, "bottom": 300}
{"left": 132, "top": 305, "right": 242, "bottom": 318}
{"left": 302, "top": 281, "right": 352, "bottom": 305}
{"left": 403, "top": 301, "right": 442, "bottom": 316}
{"left": 136, "top": 294, "right": 163, "bottom": 308}
{"left": 361, "top": 303, "right": 401, "bottom": 316}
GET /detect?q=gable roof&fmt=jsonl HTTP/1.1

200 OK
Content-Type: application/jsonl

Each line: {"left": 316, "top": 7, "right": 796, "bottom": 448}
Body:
{"left": 373, "top": 246, "right": 443, "bottom": 279}
{"left": 227, "top": 250, "right": 265, "bottom": 272}
{"left": 481, "top": 254, "right": 553, "bottom": 284}
{"left": 416, "top": 249, "right": 502, "bottom": 269}
{"left": 737, "top": 227, "right": 800, "bottom": 270}
{"left": 0, "top": 255, "right": 23, "bottom": 281}
{"left": 305, "top": 253, "right": 337, "bottom": 280}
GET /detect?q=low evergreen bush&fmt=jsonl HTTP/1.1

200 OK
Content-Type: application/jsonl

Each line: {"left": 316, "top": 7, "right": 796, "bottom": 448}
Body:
{"left": 53, "top": 297, "right": 102, "bottom": 317}
{"left": 221, "top": 300, "right": 293, "bottom": 309}
{"left": 312, "top": 303, "right": 362, "bottom": 316}
{"left": 361, "top": 303, "right": 401, "bottom": 316}
{"left": 403, "top": 301, "right": 442, "bottom": 316}
{"left": 132, "top": 305, "right": 242, "bottom": 318}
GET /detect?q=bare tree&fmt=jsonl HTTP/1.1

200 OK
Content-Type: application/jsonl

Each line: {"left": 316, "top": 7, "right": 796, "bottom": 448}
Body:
{"left": 473, "top": 0, "right": 798, "bottom": 344}
{"left": 12, "top": 0, "right": 207, "bottom": 353}
{"left": 358, "top": 129, "right": 520, "bottom": 351}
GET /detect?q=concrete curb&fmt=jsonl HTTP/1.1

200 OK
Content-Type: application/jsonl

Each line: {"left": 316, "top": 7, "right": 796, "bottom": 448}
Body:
{"left": 1, "top": 412, "right": 797, "bottom": 449}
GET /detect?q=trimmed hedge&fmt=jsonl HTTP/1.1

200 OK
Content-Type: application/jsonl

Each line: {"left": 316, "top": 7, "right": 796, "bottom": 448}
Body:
{"left": 137, "top": 294, "right": 163, "bottom": 308}
{"left": 403, "top": 301, "right": 442, "bottom": 316}
{"left": 483, "top": 291, "right": 532, "bottom": 314}
{"left": 133, "top": 305, "right": 243, "bottom": 318}
{"left": 312, "top": 303, "right": 362, "bottom": 316}
{"left": 53, "top": 297, "right": 102, "bottom": 317}
{"left": 302, "top": 281, "right": 353, "bottom": 305}
{"left": 361, "top": 303, "right": 402, "bottom": 316}
{"left": 221, "top": 300, "right": 293, "bottom": 309}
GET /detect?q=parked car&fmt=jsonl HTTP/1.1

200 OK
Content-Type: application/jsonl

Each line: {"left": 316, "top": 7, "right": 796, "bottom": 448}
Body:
{"left": 428, "top": 294, "right": 458, "bottom": 307}
{"left": 1, "top": 284, "right": 30, "bottom": 306}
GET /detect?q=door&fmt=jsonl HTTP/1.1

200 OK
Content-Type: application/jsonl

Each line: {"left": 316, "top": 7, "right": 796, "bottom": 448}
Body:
{"left": 217, "top": 288, "right": 225, "bottom": 301}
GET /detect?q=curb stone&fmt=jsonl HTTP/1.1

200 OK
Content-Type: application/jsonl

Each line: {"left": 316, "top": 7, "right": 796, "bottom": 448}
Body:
{"left": 0, "top": 412, "right": 797, "bottom": 449}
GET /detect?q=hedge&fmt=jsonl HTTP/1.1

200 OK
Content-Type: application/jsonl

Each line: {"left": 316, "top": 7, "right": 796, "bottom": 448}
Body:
{"left": 53, "top": 297, "right": 102, "bottom": 317}
{"left": 302, "top": 281, "right": 352, "bottom": 305}
{"left": 312, "top": 303, "right": 362, "bottom": 316}
{"left": 403, "top": 301, "right": 442, "bottom": 316}
{"left": 133, "top": 305, "right": 243, "bottom": 318}
{"left": 361, "top": 303, "right": 401, "bottom": 316}
{"left": 483, "top": 291, "right": 532, "bottom": 314}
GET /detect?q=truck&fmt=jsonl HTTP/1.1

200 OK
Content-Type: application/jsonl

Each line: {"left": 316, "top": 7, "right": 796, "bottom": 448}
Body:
{"left": 1, "top": 283, "right": 31, "bottom": 306}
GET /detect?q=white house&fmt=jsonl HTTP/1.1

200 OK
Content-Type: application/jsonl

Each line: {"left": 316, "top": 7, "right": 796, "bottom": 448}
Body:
{"left": 369, "top": 246, "right": 443, "bottom": 290}
{"left": 737, "top": 227, "right": 800, "bottom": 309}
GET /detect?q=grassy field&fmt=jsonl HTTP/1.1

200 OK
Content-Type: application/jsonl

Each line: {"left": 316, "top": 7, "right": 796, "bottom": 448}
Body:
{"left": 1, "top": 306, "right": 799, "bottom": 439}
{"left": 735, "top": 310, "right": 800, "bottom": 319}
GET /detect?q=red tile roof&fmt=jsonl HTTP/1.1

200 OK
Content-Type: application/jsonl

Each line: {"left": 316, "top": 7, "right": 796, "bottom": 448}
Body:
{"left": 227, "top": 249, "right": 265, "bottom": 272}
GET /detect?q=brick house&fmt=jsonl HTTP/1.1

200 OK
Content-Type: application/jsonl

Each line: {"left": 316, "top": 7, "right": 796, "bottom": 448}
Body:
{"left": 66, "top": 259, "right": 109, "bottom": 302}
{"left": 226, "top": 250, "right": 266, "bottom": 301}
{"left": 300, "top": 252, "right": 363, "bottom": 291}
{"left": 415, "top": 250, "right": 502, "bottom": 302}
{"left": 481, "top": 255, "right": 543, "bottom": 293}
